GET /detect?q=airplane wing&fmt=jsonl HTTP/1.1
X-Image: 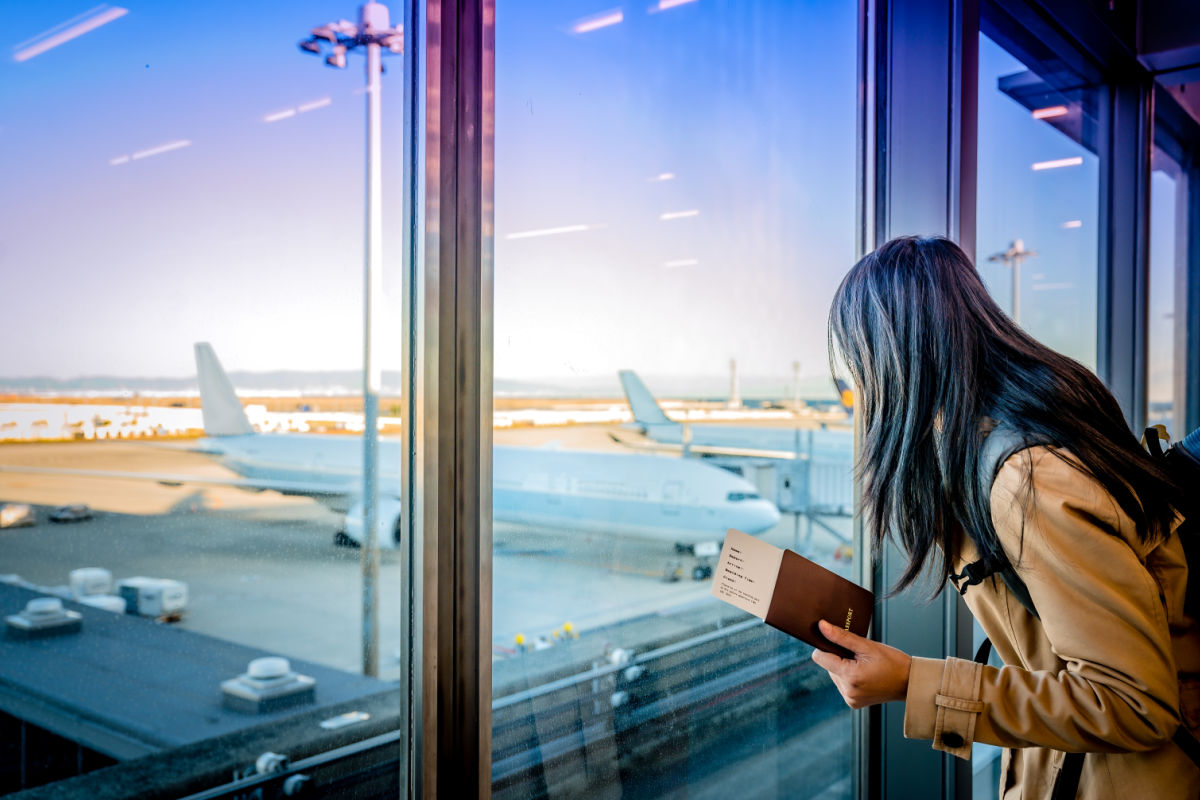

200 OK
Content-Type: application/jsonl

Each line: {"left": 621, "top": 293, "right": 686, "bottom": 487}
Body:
{"left": 606, "top": 431, "right": 803, "bottom": 461}
{"left": 0, "top": 464, "right": 349, "bottom": 500}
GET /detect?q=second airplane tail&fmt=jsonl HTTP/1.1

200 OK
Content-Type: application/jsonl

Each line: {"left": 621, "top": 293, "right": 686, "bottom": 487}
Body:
{"left": 195, "top": 342, "right": 254, "bottom": 437}
{"left": 834, "top": 378, "right": 855, "bottom": 413}
{"left": 618, "top": 370, "right": 674, "bottom": 427}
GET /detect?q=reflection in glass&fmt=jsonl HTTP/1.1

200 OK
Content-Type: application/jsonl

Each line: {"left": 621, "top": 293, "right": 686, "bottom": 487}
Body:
{"left": 492, "top": 1, "right": 858, "bottom": 796}
{"left": 0, "top": 1, "right": 408, "bottom": 795}
{"left": 976, "top": 32, "right": 1101, "bottom": 368}
{"left": 1148, "top": 146, "right": 1188, "bottom": 437}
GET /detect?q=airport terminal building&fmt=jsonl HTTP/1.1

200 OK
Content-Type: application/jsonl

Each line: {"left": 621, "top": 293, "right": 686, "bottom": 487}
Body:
{"left": 2, "top": 0, "right": 1200, "bottom": 798}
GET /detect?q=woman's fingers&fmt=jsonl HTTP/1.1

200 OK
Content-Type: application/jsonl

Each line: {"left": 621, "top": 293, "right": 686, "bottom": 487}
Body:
{"left": 809, "top": 621, "right": 913, "bottom": 709}
{"left": 810, "top": 647, "right": 848, "bottom": 673}
{"left": 818, "top": 619, "right": 868, "bottom": 656}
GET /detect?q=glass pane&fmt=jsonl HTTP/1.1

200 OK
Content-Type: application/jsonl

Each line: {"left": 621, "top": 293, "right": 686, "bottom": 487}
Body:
{"left": 493, "top": 2, "right": 858, "bottom": 797}
{"left": 0, "top": 2, "right": 411, "bottom": 795}
{"left": 972, "top": 27, "right": 1102, "bottom": 798}
{"left": 976, "top": 31, "right": 1101, "bottom": 368}
{"left": 1148, "top": 146, "right": 1188, "bottom": 438}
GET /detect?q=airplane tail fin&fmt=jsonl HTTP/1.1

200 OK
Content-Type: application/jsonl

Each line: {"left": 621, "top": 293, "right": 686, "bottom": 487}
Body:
{"left": 618, "top": 370, "right": 674, "bottom": 426}
{"left": 834, "top": 378, "right": 855, "bottom": 414}
{"left": 194, "top": 342, "right": 254, "bottom": 436}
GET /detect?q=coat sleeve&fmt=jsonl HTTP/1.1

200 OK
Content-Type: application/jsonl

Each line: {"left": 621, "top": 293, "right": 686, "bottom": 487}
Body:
{"left": 902, "top": 446, "right": 1181, "bottom": 759}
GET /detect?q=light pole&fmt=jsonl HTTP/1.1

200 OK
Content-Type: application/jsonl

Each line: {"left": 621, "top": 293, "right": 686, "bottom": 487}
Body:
{"left": 986, "top": 238, "right": 1038, "bottom": 326}
{"left": 299, "top": 3, "right": 402, "bottom": 678}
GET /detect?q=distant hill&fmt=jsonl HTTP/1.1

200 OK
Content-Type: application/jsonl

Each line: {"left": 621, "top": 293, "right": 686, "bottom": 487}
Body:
{"left": 0, "top": 370, "right": 575, "bottom": 397}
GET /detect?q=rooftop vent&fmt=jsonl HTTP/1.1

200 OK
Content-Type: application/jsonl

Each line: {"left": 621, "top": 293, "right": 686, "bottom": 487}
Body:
{"left": 5, "top": 597, "right": 83, "bottom": 640}
{"left": 70, "top": 567, "right": 113, "bottom": 598}
{"left": 221, "top": 657, "right": 316, "bottom": 714}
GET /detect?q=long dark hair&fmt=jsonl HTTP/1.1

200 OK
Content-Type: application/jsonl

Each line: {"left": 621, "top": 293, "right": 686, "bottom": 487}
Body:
{"left": 828, "top": 235, "right": 1181, "bottom": 596}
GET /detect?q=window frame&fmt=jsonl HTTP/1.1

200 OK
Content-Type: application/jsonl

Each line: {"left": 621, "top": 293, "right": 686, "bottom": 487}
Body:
{"left": 405, "top": 0, "right": 494, "bottom": 796}
{"left": 860, "top": 0, "right": 979, "bottom": 796}
{"left": 415, "top": 1, "right": 1199, "bottom": 798}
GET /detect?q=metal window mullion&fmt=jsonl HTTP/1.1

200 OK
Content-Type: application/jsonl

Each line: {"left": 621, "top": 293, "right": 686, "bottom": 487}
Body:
{"left": 416, "top": 0, "right": 493, "bottom": 797}
{"left": 854, "top": 0, "right": 879, "bottom": 795}
{"left": 400, "top": 0, "right": 425, "bottom": 794}
{"left": 478, "top": 0, "right": 496, "bottom": 781}
{"left": 1097, "top": 79, "right": 1153, "bottom": 432}
{"left": 948, "top": 0, "right": 978, "bottom": 262}
{"left": 947, "top": 7, "right": 979, "bottom": 800}
{"left": 865, "top": 1, "right": 978, "bottom": 799}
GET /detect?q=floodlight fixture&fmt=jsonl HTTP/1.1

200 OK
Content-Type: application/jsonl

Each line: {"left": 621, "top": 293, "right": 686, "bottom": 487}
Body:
{"left": 325, "top": 45, "right": 347, "bottom": 69}
{"left": 297, "top": 5, "right": 402, "bottom": 71}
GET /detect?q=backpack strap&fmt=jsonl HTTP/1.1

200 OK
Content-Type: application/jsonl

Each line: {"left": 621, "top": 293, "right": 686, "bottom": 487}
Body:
{"left": 973, "top": 637, "right": 993, "bottom": 665}
{"left": 1052, "top": 754, "right": 1085, "bottom": 800}
{"left": 950, "top": 422, "right": 1038, "bottom": 618}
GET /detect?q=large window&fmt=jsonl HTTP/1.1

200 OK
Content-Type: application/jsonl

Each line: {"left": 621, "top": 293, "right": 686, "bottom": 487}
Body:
{"left": 976, "top": 31, "right": 1101, "bottom": 369}
{"left": 8, "top": 2, "right": 1194, "bottom": 798}
{"left": 491, "top": 1, "right": 859, "bottom": 796}
{"left": 0, "top": 2, "right": 411, "bottom": 795}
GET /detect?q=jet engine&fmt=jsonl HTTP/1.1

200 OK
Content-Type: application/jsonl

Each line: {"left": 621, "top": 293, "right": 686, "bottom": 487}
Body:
{"left": 337, "top": 497, "right": 403, "bottom": 549}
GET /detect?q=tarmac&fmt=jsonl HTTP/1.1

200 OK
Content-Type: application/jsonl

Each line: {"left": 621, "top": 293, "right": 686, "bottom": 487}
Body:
{"left": 0, "top": 435, "right": 858, "bottom": 799}
{"left": 0, "top": 437, "right": 851, "bottom": 684}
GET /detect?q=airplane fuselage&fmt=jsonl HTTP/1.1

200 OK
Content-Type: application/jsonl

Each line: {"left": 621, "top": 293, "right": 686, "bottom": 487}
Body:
{"left": 200, "top": 433, "right": 780, "bottom": 542}
{"left": 632, "top": 422, "right": 853, "bottom": 462}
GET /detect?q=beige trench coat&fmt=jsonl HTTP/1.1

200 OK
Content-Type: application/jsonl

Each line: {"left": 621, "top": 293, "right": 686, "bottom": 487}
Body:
{"left": 903, "top": 445, "right": 1200, "bottom": 798}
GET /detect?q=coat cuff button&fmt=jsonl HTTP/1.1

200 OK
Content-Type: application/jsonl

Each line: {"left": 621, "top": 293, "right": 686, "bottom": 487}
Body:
{"left": 941, "top": 732, "right": 965, "bottom": 748}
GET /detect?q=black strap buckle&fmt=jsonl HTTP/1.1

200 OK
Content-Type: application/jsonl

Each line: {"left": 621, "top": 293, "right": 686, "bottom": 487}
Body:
{"left": 949, "top": 560, "right": 991, "bottom": 595}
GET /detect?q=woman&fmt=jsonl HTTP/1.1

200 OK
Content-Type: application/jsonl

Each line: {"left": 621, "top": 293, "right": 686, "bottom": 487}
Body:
{"left": 812, "top": 236, "right": 1200, "bottom": 798}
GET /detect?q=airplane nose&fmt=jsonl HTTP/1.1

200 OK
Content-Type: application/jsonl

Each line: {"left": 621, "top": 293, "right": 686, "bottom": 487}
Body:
{"left": 743, "top": 500, "right": 781, "bottom": 534}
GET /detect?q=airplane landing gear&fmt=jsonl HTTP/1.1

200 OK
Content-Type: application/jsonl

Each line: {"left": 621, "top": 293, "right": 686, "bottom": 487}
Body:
{"left": 663, "top": 543, "right": 717, "bottom": 582}
{"left": 334, "top": 531, "right": 360, "bottom": 548}
{"left": 689, "top": 541, "right": 719, "bottom": 581}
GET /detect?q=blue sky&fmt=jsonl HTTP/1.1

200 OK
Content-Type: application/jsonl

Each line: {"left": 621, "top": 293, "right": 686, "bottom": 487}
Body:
{"left": 493, "top": 0, "right": 857, "bottom": 385}
{"left": 0, "top": 2, "right": 1166, "bottom": 396}
{"left": 1, "top": 1, "right": 407, "bottom": 378}
{"left": 0, "top": 0, "right": 857, "bottom": 389}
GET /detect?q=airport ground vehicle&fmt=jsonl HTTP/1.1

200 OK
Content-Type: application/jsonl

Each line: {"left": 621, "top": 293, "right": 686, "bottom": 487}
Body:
{"left": 0, "top": 503, "right": 36, "bottom": 528}
{"left": 49, "top": 504, "right": 92, "bottom": 523}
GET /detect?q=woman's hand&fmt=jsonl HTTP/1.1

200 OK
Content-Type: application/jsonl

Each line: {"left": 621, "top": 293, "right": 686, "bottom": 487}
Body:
{"left": 810, "top": 619, "right": 912, "bottom": 709}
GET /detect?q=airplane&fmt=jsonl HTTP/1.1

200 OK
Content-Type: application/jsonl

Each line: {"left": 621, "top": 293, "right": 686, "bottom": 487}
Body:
{"left": 614, "top": 370, "right": 853, "bottom": 464}
{"left": 0, "top": 345, "right": 781, "bottom": 557}
{"left": 610, "top": 370, "right": 856, "bottom": 550}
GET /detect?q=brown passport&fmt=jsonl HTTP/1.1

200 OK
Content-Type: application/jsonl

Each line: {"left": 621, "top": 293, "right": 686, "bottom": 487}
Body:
{"left": 712, "top": 529, "right": 874, "bottom": 658}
